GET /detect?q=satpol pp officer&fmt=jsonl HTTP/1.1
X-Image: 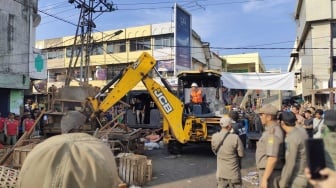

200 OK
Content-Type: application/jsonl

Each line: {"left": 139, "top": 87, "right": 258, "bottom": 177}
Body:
{"left": 255, "top": 104, "right": 285, "bottom": 188}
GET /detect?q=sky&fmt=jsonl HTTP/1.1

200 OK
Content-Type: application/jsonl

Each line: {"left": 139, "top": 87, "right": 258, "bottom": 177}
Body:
{"left": 36, "top": 0, "right": 297, "bottom": 72}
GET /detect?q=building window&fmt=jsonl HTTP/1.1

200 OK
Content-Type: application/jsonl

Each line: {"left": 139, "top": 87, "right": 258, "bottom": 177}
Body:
{"left": 154, "top": 34, "right": 173, "bottom": 49}
{"left": 332, "top": 23, "right": 336, "bottom": 38}
{"left": 107, "top": 41, "right": 126, "bottom": 54}
{"left": 333, "top": 57, "right": 336, "bottom": 72}
{"left": 47, "top": 49, "right": 64, "bottom": 59}
{"left": 130, "top": 37, "right": 151, "bottom": 51}
{"left": 90, "top": 43, "right": 103, "bottom": 55}
{"left": 48, "top": 69, "right": 65, "bottom": 82}
{"left": 66, "top": 46, "right": 81, "bottom": 58}
{"left": 106, "top": 64, "right": 128, "bottom": 80}
{"left": 8, "top": 14, "right": 14, "bottom": 52}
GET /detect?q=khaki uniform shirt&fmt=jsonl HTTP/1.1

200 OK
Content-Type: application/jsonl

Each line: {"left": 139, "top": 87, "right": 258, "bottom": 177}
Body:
{"left": 323, "top": 127, "right": 336, "bottom": 170}
{"left": 256, "top": 122, "right": 285, "bottom": 169}
{"left": 279, "top": 127, "right": 308, "bottom": 187}
{"left": 211, "top": 130, "right": 244, "bottom": 181}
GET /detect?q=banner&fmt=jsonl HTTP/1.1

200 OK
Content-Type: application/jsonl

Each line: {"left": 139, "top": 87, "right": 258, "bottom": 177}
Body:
{"left": 221, "top": 72, "right": 295, "bottom": 90}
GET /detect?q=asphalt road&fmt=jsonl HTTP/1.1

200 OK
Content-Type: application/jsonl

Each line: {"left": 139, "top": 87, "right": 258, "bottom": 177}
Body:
{"left": 141, "top": 143, "right": 259, "bottom": 188}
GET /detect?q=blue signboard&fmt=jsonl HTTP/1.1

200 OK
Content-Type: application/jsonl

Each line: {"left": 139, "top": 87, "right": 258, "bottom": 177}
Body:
{"left": 174, "top": 4, "right": 191, "bottom": 73}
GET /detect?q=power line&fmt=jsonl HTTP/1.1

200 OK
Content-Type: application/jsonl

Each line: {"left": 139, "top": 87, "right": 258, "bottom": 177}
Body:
{"left": 38, "top": 1, "right": 66, "bottom": 10}
{"left": 38, "top": 8, "right": 77, "bottom": 27}
{"left": 2, "top": 44, "right": 330, "bottom": 59}
{"left": 211, "top": 47, "right": 329, "bottom": 50}
{"left": 14, "top": 0, "right": 314, "bottom": 71}
{"left": 35, "top": 0, "right": 298, "bottom": 50}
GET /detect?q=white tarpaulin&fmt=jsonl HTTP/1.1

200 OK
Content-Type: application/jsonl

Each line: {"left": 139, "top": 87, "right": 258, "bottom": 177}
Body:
{"left": 221, "top": 72, "right": 294, "bottom": 90}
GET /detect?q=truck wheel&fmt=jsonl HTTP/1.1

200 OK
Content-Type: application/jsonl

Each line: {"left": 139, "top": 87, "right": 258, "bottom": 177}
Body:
{"left": 167, "top": 141, "right": 183, "bottom": 154}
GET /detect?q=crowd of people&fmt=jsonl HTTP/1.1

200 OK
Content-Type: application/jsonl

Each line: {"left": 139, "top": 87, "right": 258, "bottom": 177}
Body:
{"left": 4, "top": 87, "right": 336, "bottom": 188}
{"left": 212, "top": 102, "right": 336, "bottom": 188}
{"left": 0, "top": 109, "right": 43, "bottom": 146}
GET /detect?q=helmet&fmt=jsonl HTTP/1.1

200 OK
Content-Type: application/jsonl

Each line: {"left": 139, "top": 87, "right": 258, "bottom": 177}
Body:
{"left": 191, "top": 83, "right": 198, "bottom": 87}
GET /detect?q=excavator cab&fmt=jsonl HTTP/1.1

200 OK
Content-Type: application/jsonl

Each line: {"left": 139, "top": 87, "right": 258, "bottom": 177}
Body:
{"left": 156, "top": 70, "right": 224, "bottom": 154}
{"left": 177, "top": 70, "right": 224, "bottom": 117}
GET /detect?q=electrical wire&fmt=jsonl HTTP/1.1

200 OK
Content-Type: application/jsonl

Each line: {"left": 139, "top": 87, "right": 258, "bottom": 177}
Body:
{"left": 11, "top": 0, "right": 310, "bottom": 71}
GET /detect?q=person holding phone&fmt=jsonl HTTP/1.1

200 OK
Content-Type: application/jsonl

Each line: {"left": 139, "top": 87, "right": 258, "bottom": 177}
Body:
{"left": 278, "top": 111, "right": 308, "bottom": 188}
{"left": 321, "top": 110, "right": 336, "bottom": 170}
{"left": 305, "top": 167, "right": 336, "bottom": 188}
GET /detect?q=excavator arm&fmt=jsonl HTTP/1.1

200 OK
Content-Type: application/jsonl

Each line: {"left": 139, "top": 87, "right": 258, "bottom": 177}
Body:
{"left": 142, "top": 76, "right": 187, "bottom": 144}
{"left": 87, "top": 52, "right": 188, "bottom": 144}
{"left": 89, "top": 52, "right": 156, "bottom": 112}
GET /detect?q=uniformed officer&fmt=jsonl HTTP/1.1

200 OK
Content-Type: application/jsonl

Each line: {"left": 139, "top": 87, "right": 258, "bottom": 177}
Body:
{"left": 321, "top": 110, "right": 336, "bottom": 170}
{"left": 16, "top": 133, "right": 125, "bottom": 188}
{"left": 255, "top": 104, "right": 285, "bottom": 188}
{"left": 278, "top": 111, "right": 308, "bottom": 188}
{"left": 211, "top": 116, "right": 244, "bottom": 188}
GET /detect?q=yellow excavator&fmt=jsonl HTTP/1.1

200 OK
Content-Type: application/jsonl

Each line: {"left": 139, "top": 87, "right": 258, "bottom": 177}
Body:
{"left": 87, "top": 52, "right": 224, "bottom": 154}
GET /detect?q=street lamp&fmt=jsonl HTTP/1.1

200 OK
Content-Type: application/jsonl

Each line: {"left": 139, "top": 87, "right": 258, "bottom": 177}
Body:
{"left": 103, "top": 30, "right": 123, "bottom": 41}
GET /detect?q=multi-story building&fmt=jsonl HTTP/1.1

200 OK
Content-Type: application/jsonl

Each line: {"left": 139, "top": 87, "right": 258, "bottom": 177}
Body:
{"left": 35, "top": 22, "right": 224, "bottom": 89}
{"left": 290, "top": 0, "right": 336, "bottom": 109}
{"left": 222, "top": 52, "right": 266, "bottom": 73}
{"left": 0, "top": 0, "right": 42, "bottom": 115}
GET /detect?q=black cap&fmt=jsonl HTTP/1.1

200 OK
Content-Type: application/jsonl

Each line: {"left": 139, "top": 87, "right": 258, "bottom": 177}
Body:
{"left": 324, "top": 110, "right": 336, "bottom": 127}
{"left": 280, "top": 111, "right": 296, "bottom": 126}
{"left": 304, "top": 110, "right": 312, "bottom": 114}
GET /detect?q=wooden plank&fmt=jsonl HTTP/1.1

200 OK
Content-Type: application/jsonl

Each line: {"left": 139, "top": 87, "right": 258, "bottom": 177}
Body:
{"left": 99, "top": 111, "right": 125, "bottom": 132}
{"left": 118, "top": 100, "right": 131, "bottom": 108}
{"left": 147, "top": 159, "right": 152, "bottom": 182}
{"left": 53, "top": 99, "right": 85, "bottom": 103}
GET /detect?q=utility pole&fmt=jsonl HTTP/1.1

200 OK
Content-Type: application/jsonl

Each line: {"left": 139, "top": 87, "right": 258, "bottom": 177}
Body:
{"left": 65, "top": 0, "right": 117, "bottom": 86}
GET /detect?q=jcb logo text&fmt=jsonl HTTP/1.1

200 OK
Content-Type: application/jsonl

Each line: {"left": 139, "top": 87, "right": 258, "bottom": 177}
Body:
{"left": 154, "top": 89, "right": 173, "bottom": 114}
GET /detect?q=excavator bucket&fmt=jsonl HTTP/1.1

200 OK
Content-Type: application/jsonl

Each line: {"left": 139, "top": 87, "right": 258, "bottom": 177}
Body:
{"left": 60, "top": 111, "right": 87, "bottom": 133}
{"left": 44, "top": 85, "right": 97, "bottom": 135}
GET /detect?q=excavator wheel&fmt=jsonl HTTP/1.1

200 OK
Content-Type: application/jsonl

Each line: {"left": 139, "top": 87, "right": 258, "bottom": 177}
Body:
{"left": 167, "top": 140, "right": 183, "bottom": 155}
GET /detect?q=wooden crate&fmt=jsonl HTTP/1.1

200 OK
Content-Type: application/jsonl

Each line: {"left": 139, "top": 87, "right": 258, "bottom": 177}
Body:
{"left": 0, "top": 146, "right": 11, "bottom": 159}
{"left": 146, "top": 159, "right": 152, "bottom": 182}
{"left": 13, "top": 143, "right": 36, "bottom": 168}
{"left": 118, "top": 154, "right": 148, "bottom": 186}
